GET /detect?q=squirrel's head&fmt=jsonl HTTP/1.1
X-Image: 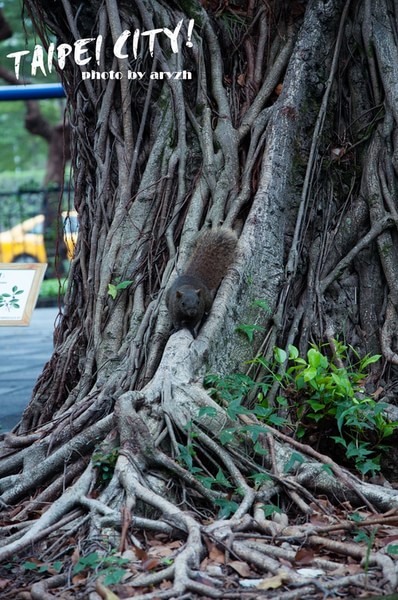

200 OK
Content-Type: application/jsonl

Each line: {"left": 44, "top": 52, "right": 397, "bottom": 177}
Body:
{"left": 176, "top": 287, "right": 202, "bottom": 316}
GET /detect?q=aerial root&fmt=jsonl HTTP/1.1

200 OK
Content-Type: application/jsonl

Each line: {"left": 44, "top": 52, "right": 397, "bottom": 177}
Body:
{"left": 31, "top": 574, "right": 67, "bottom": 600}
{"left": 0, "top": 389, "right": 397, "bottom": 598}
{"left": 117, "top": 454, "right": 221, "bottom": 598}
{"left": 0, "top": 465, "right": 93, "bottom": 562}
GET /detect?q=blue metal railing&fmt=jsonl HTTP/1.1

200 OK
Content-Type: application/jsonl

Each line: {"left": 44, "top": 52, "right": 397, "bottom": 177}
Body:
{"left": 0, "top": 83, "right": 65, "bottom": 101}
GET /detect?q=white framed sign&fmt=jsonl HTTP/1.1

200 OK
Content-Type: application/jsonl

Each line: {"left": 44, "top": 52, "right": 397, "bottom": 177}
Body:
{"left": 0, "top": 263, "right": 47, "bottom": 326}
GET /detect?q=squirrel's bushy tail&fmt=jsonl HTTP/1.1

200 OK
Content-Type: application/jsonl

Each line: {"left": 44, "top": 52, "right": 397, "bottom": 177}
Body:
{"left": 185, "top": 228, "right": 237, "bottom": 290}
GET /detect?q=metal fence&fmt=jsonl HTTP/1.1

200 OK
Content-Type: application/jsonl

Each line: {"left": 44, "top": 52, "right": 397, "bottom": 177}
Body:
{"left": 0, "top": 188, "right": 74, "bottom": 263}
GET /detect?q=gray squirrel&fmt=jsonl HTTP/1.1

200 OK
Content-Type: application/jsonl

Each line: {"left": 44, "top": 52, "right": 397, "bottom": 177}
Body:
{"left": 166, "top": 228, "right": 237, "bottom": 335}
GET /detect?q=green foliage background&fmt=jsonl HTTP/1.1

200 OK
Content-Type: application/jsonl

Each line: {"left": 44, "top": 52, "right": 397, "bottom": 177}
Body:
{"left": 0, "top": 0, "right": 63, "bottom": 181}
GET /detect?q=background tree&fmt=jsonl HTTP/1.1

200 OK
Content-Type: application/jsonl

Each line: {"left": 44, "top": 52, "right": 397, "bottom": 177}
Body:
{"left": 0, "top": 0, "right": 398, "bottom": 598}
{"left": 0, "top": 3, "right": 71, "bottom": 275}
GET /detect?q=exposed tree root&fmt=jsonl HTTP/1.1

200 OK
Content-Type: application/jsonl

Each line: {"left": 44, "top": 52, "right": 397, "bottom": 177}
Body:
{"left": 1, "top": 337, "right": 397, "bottom": 597}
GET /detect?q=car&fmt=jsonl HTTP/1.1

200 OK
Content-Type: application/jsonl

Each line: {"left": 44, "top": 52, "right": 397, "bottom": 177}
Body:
{"left": 0, "top": 211, "right": 78, "bottom": 263}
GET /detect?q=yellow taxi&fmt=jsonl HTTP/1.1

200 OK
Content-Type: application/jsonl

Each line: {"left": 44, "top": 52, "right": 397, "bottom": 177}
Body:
{"left": 0, "top": 211, "right": 78, "bottom": 263}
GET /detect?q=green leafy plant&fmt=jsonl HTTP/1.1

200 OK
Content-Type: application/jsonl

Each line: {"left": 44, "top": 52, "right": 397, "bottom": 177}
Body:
{"left": 108, "top": 279, "right": 133, "bottom": 300}
{"left": 353, "top": 527, "right": 378, "bottom": 577}
{"left": 235, "top": 323, "right": 265, "bottom": 342}
{"left": 387, "top": 544, "right": 398, "bottom": 556}
{"left": 39, "top": 277, "right": 67, "bottom": 299}
{"left": 22, "top": 559, "right": 63, "bottom": 574}
{"left": 206, "top": 336, "right": 397, "bottom": 477}
{"left": 204, "top": 372, "right": 267, "bottom": 411}
{"left": 92, "top": 447, "right": 119, "bottom": 483}
{"left": 214, "top": 497, "right": 240, "bottom": 518}
{"left": 177, "top": 440, "right": 203, "bottom": 475}
{"left": 270, "top": 341, "right": 397, "bottom": 475}
{"left": 260, "top": 502, "right": 283, "bottom": 518}
{"left": 73, "top": 551, "right": 130, "bottom": 585}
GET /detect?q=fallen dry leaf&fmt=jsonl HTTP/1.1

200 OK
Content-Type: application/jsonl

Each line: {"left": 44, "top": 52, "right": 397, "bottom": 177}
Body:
{"left": 159, "top": 580, "right": 173, "bottom": 590}
{"left": 72, "top": 572, "right": 87, "bottom": 586}
{"left": 208, "top": 544, "right": 225, "bottom": 564}
{"left": 71, "top": 546, "right": 80, "bottom": 565}
{"left": 133, "top": 545, "right": 148, "bottom": 561}
{"left": 237, "top": 73, "right": 246, "bottom": 86}
{"left": 329, "top": 563, "right": 363, "bottom": 576}
{"left": 148, "top": 545, "right": 174, "bottom": 558}
{"left": 0, "top": 579, "right": 11, "bottom": 590}
{"left": 294, "top": 546, "right": 315, "bottom": 565}
{"left": 142, "top": 557, "right": 161, "bottom": 571}
{"left": 96, "top": 579, "right": 121, "bottom": 600}
{"left": 228, "top": 560, "right": 255, "bottom": 577}
{"left": 256, "top": 572, "right": 289, "bottom": 590}
{"left": 167, "top": 540, "right": 182, "bottom": 549}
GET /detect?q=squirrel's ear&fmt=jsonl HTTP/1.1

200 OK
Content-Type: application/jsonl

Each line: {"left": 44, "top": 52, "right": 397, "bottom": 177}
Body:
{"left": 196, "top": 288, "right": 201, "bottom": 296}
{"left": 176, "top": 290, "right": 183, "bottom": 299}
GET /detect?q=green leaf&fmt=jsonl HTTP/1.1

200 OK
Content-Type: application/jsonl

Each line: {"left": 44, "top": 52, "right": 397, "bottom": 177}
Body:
{"left": 261, "top": 503, "right": 282, "bottom": 517}
{"left": 284, "top": 452, "right": 304, "bottom": 473}
{"left": 360, "top": 354, "right": 382, "bottom": 369}
{"left": 276, "top": 395, "right": 288, "bottom": 407}
{"left": 249, "top": 472, "right": 272, "bottom": 486}
{"left": 107, "top": 284, "right": 117, "bottom": 300}
{"left": 346, "top": 441, "right": 372, "bottom": 459}
{"left": 307, "top": 348, "right": 321, "bottom": 368}
{"left": 296, "top": 425, "right": 306, "bottom": 438}
{"left": 247, "top": 354, "right": 268, "bottom": 368}
{"left": 253, "top": 440, "right": 269, "bottom": 455}
{"left": 215, "top": 498, "right": 239, "bottom": 519}
{"left": 177, "top": 443, "right": 195, "bottom": 470}
{"left": 331, "top": 435, "right": 347, "bottom": 448}
{"left": 291, "top": 357, "right": 308, "bottom": 366}
{"left": 73, "top": 552, "right": 100, "bottom": 574}
{"left": 215, "top": 469, "right": 232, "bottom": 488}
{"left": 22, "top": 561, "right": 40, "bottom": 571}
{"left": 356, "top": 458, "right": 381, "bottom": 476}
{"left": 288, "top": 344, "right": 299, "bottom": 359}
{"left": 116, "top": 280, "right": 134, "bottom": 290}
{"left": 197, "top": 406, "right": 218, "bottom": 418}
{"left": 101, "top": 567, "right": 127, "bottom": 585}
{"left": 226, "top": 398, "right": 251, "bottom": 420}
{"left": 320, "top": 464, "right": 334, "bottom": 477}
{"left": 268, "top": 413, "right": 288, "bottom": 426}
{"left": 274, "top": 347, "right": 287, "bottom": 364}
{"left": 252, "top": 298, "right": 271, "bottom": 312}
{"left": 348, "top": 512, "right": 364, "bottom": 522}
{"left": 236, "top": 323, "right": 264, "bottom": 342}
{"left": 52, "top": 561, "right": 63, "bottom": 573}
{"left": 38, "top": 565, "right": 51, "bottom": 573}
{"left": 197, "top": 475, "right": 217, "bottom": 489}
{"left": 307, "top": 401, "right": 325, "bottom": 412}
{"left": 254, "top": 405, "right": 271, "bottom": 418}
{"left": 354, "top": 530, "right": 370, "bottom": 543}
{"left": 219, "top": 429, "right": 235, "bottom": 445}
{"left": 245, "top": 422, "right": 269, "bottom": 441}
{"left": 303, "top": 366, "right": 317, "bottom": 381}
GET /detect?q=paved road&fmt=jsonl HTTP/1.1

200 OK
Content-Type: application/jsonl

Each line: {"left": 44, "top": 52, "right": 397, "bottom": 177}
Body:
{"left": 0, "top": 307, "right": 58, "bottom": 431}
